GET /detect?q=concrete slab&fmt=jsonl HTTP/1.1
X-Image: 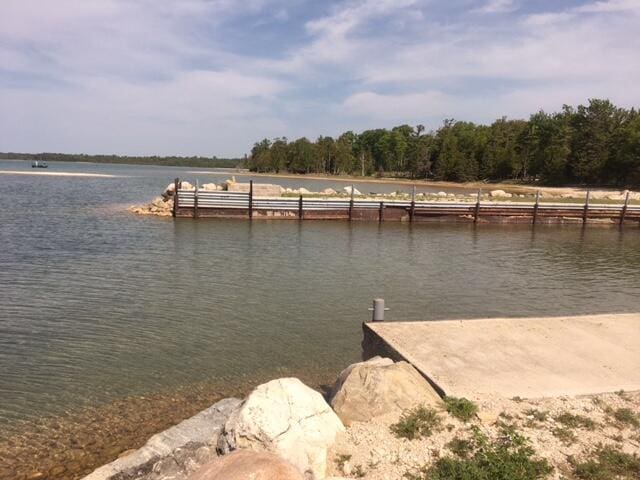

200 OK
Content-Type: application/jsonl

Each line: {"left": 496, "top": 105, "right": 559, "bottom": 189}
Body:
{"left": 364, "top": 314, "right": 640, "bottom": 399}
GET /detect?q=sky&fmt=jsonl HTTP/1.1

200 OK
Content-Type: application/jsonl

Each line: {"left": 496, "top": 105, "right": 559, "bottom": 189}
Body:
{"left": 1, "top": 0, "right": 639, "bottom": 157}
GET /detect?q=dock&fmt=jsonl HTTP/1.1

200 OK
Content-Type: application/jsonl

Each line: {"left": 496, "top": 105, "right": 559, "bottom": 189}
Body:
{"left": 171, "top": 180, "right": 640, "bottom": 225}
{"left": 362, "top": 313, "right": 640, "bottom": 399}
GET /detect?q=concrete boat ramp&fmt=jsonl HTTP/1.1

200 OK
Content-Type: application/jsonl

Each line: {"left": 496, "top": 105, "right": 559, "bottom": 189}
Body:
{"left": 363, "top": 313, "right": 640, "bottom": 399}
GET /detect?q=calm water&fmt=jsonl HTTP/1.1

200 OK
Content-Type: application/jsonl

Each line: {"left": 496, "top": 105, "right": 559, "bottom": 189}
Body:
{"left": 1, "top": 160, "right": 640, "bottom": 434}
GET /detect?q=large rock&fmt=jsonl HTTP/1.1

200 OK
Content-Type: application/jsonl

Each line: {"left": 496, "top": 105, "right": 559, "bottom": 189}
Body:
{"left": 329, "top": 357, "right": 442, "bottom": 426}
{"left": 218, "top": 378, "right": 345, "bottom": 480}
{"left": 228, "top": 182, "right": 282, "bottom": 196}
{"left": 83, "top": 398, "right": 241, "bottom": 480}
{"left": 343, "top": 186, "right": 361, "bottom": 195}
{"left": 489, "top": 189, "right": 512, "bottom": 198}
{"left": 322, "top": 188, "right": 337, "bottom": 195}
{"left": 188, "top": 450, "right": 303, "bottom": 480}
{"left": 201, "top": 183, "right": 219, "bottom": 191}
{"left": 181, "top": 181, "right": 195, "bottom": 191}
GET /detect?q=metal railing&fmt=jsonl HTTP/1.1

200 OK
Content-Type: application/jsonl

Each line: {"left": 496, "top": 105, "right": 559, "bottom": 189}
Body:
{"left": 171, "top": 179, "right": 640, "bottom": 224}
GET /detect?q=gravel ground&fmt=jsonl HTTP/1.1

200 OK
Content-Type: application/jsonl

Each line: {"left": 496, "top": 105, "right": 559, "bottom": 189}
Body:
{"left": 328, "top": 391, "right": 640, "bottom": 480}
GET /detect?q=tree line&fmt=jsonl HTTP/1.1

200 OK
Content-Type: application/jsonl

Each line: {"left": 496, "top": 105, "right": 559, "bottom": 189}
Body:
{"left": 0, "top": 152, "right": 244, "bottom": 169}
{"left": 247, "top": 99, "right": 640, "bottom": 187}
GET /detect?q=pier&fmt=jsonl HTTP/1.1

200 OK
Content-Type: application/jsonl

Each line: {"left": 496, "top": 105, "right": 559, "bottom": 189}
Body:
{"left": 171, "top": 180, "right": 640, "bottom": 225}
{"left": 362, "top": 313, "right": 640, "bottom": 399}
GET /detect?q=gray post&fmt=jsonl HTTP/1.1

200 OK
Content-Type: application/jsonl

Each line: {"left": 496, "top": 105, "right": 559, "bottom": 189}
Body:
{"left": 583, "top": 190, "right": 590, "bottom": 224}
{"left": 349, "top": 184, "right": 355, "bottom": 220}
{"left": 620, "top": 190, "right": 630, "bottom": 226}
{"left": 532, "top": 189, "right": 540, "bottom": 225}
{"left": 172, "top": 177, "right": 179, "bottom": 217}
{"left": 474, "top": 189, "right": 481, "bottom": 223}
{"left": 369, "top": 298, "right": 389, "bottom": 322}
{"left": 194, "top": 179, "right": 199, "bottom": 219}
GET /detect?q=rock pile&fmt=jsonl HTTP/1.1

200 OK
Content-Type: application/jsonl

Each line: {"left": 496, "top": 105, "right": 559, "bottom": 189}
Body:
{"left": 128, "top": 197, "right": 173, "bottom": 217}
{"left": 81, "top": 357, "right": 429, "bottom": 480}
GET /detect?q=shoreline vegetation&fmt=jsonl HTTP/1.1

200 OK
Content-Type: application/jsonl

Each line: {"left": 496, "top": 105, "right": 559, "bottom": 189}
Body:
{"left": 247, "top": 99, "right": 640, "bottom": 189}
{"left": 4, "top": 99, "right": 640, "bottom": 192}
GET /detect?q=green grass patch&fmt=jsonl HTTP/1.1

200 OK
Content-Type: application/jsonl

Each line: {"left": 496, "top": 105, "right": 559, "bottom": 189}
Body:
{"left": 447, "top": 437, "right": 474, "bottom": 458}
{"left": 404, "top": 426, "right": 553, "bottom": 480}
{"left": 572, "top": 445, "right": 640, "bottom": 480}
{"left": 612, "top": 407, "right": 640, "bottom": 428}
{"left": 444, "top": 397, "right": 479, "bottom": 422}
{"left": 555, "top": 412, "right": 597, "bottom": 430}
{"left": 390, "top": 406, "right": 443, "bottom": 440}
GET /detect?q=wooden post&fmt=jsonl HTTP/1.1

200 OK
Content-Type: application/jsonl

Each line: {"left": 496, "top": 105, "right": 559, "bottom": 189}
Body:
{"left": 474, "top": 189, "right": 481, "bottom": 223}
{"left": 532, "top": 190, "right": 540, "bottom": 225}
{"left": 583, "top": 190, "right": 590, "bottom": 224}
{"left": 620, "top": 190, "right": 630, "bottom": 226}
{"left": 379, "top": 201, "right": 384, "bottom": 222}
{"left": 248, "top": 180, "right": 253, "bottom": 219}
{"left": 193, "top": 180, "right": 199, "bottom": 219}
{"left": 349, "top": 184, "right": 354, "bottom": 220}
{"left": 298, "top": 194, "right": 303, "bottom": 219}
{"left": 172, "top": 177, "right": 179, "bottom": 217}
{"left": 409, "top": 186, "right": 416, "bottom": 223}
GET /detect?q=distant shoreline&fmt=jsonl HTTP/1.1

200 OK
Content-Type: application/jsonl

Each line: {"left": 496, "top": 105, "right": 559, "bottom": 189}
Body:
{"left": 0, "top": 170, "right": 118, "bottom": 178}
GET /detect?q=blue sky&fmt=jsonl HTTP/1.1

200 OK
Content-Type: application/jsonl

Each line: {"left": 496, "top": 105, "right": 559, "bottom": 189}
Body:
{"left": 1, "top": 0, "right": 639, "bottom": 157}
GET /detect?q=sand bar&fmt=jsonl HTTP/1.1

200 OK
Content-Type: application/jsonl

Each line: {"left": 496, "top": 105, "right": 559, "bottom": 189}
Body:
{"left": 365, "top": 313, "right": 640, "bottom": 399}
{"left": 0, "top": 170, "right": 118, "bottom": 178}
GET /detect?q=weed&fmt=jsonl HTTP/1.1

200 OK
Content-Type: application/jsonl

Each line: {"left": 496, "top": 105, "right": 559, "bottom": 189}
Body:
{"left": 555, "top": 412, "right": 597, "bottom": 430}
{"left": 512, "top": 396, "right": 524, "bottom": 403}
{"left": 553, "top": 426, "right": 577, "bottom": 445}
{"left": 444, "top": 397, "right": 479, "bottom": 422}
{"left": 572, "top": 444, "right": 640, "bottom": 479}
{"left": 615, "top": 390, "right": 630, "bottom": 401}
{"left": 390, "top": 405, "right": 443, "bottom": 440}
{"left": 352, "top": 464, "right": 366, "bottom": 478}
{"left": 525, "top": 409, "right": 549, "bottom": 422}
{"left": 499, "top": 411, "right": 514, "bottom": 421}
{"left": 334, "top": 453, "right": 352, "bottom": 470}
{"left": 404, "top": 425, "right": 552, "bottom": 480}
{"left": 447, "top": 437, "right": 474, "bottom": 458}
{"left": 612, "top": 407, "right": 640, "bottom": 428}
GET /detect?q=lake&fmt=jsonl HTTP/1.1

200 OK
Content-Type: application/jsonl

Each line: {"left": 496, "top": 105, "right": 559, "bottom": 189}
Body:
{"left": 1, "top": 159, "right": 640, "bottom": 442}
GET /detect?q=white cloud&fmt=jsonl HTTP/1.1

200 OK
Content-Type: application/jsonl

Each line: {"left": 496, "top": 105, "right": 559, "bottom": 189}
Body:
{"left": 0, "top": 0, "right": 639, "bottom": 154}
{"left": 472, "top": 0, "right": 517, "bottom": 14}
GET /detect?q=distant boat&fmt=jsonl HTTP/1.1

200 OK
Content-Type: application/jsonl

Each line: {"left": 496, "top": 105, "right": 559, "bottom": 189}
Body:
{"left": 32, "top": 161, "right": 48, "bottom": 168}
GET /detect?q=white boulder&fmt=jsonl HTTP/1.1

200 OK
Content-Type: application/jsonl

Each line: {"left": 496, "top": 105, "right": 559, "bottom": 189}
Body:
{"left": 343, "top": 186, "right": 362, "bottom": 195}
{"left": 181, "top": 181, "right": 195, "bottom": 191}
{"left": 322, "top": 188, "right": 337, "bottom": 195}
{"left": 489, "top": 189, "right": 512, "bottom": 198}
{"left": 201, "top": 183, "right": 219, "bottom": 191}
{"left": 298, "top": 187, "right": 311, "bottom": 195}
{"left": 218, "top": 378, "right": 345, "bottom": 480}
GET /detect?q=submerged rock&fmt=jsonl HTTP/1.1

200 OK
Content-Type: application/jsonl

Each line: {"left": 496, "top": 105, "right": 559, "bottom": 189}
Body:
{"left": 329, "top": 357, "right": 442, "bottom": 426}
{"left": 218, "top": 378, "right": 345, "bottom": 479}
{"left": 188, "top": 450, "right": 303, "bottom": 480}
{"left": 82, "top": 397, "right": 241, "bottom": 480}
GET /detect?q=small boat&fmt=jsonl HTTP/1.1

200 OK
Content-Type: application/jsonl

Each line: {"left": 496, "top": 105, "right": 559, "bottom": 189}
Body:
{"left": 32, "top": 161, "right": 48, "bottom": 168}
